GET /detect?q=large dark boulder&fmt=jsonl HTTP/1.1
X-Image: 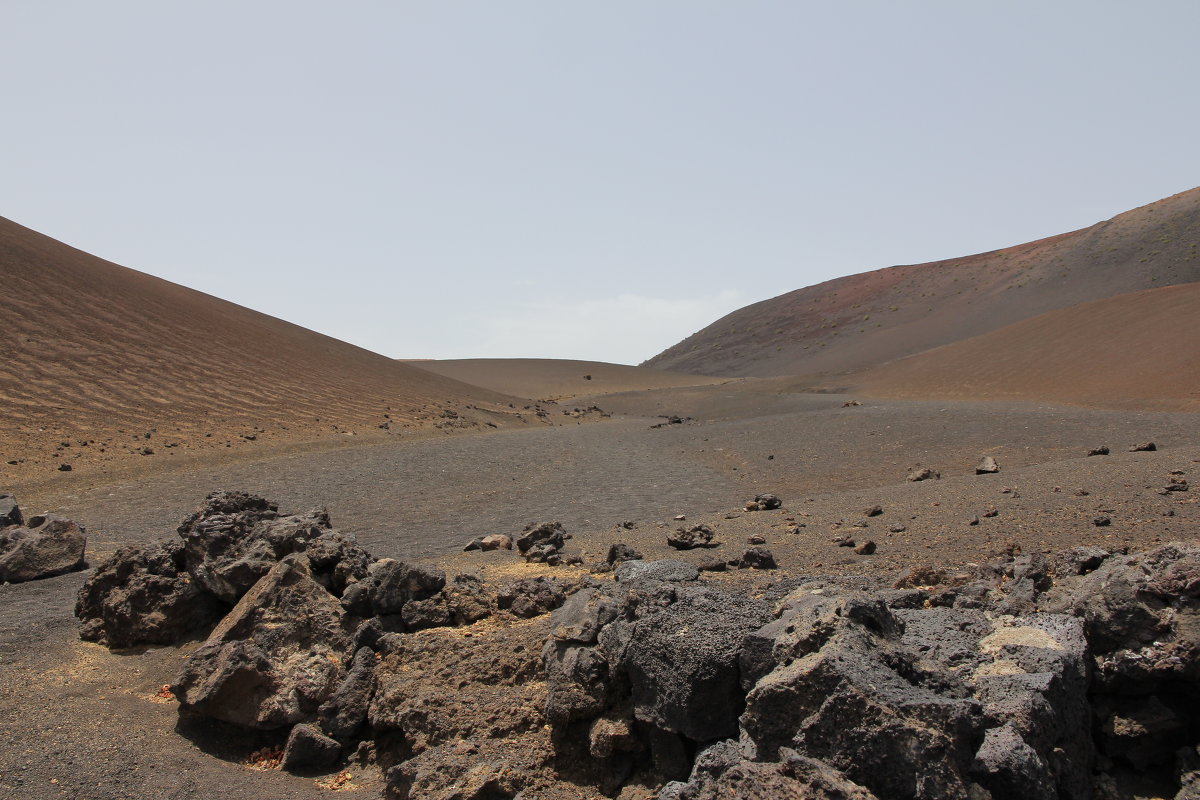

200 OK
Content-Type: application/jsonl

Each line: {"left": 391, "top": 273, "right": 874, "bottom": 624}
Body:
{"left": 739, "top": 587, "right": 1093, "bottom": 800}
{"left": 0, "top": 513, "right": 87, "bottom": 583}
{"left": 544, "top": 580, "right": 772, "bottom": 782}
{"left": 76, "top": 540, "right": 224, "bottom": 648}
{"left": 171, "top": 554, "right": 354, "bottom": 729}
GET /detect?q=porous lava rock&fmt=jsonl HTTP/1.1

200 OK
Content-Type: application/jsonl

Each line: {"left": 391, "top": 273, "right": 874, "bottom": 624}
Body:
{"left": 607, "top": 543, "right": 642, "bottom": 565}
{"left": 667, "top": 523, "right": 718, "bottom": 550}
{"left": 497, "top": 575, "right": 567, "bottom": 618}
{"left": 544, "top": 580, "right": 773, "bottom": 785}
{"left": 177, "top": 490, "right": 368, "bottom": 603}
{"left": 515, "top": 521, "right": 566, "bottom": 554}
{"left": 733, "top": 547, "right": 777, "bottom": 569}
{"left": 744, "top": 493, "right": 782, "bottom": 511}
{"left": 76, "top": 540, "right": 224, "bottom": 647}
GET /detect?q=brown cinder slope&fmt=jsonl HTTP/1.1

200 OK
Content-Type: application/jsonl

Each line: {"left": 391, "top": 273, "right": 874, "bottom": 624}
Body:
{"left": 0, "top": 217, "right": 525, "bottom": 478}
{"left": 847, "top": 282, "right": 1200, "bottom": 411}
{"left": 645, "top": 187, "right": 1200, "bottom": 377}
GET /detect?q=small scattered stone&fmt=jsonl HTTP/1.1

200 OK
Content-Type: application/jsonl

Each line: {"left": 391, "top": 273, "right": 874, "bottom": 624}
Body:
{"left": 1093, "top": 515, "right": 1112, "bottom": 527}
{"left": 888, "top": 524, "right": 907, "bottom": 534}
{"left": 853, "top": 540, "right": 876, "bottom": 555}
{"left": 673, "top": 514, "right": 686, "bottom": 521}
{"left": 607, "top": 543, "right": 642, "bottom": 565}
{"left": 863, "top": 505, "right": 883, "bottom": 517}
{"left": 747, "top": 534, "right": 767, "bottom": 545}
{"left": 733, "top": 547, "right": 776, "bottom": 570}
{"left": 58, "top": 463, "right": 72, "bottom": 471}
{"left": 976, "top": 456, "right": 1000, "bottom": 474}
{"left": 752, "top": 494, "right": 782, "bottom": 510}
{"left": 983, "top": 507, "right": 999, "bottom": 518}
{"left": 463, "top": 534, "right": 512, "bottom": 552}
{"left": 1087, "top": 446, "right": 1110, "bottom": 456}
{"left": 1129, "top": 442, "right": 1157, "bottom": 452}
{"left": 668, "top": 524, "right": 718, "bottom": 550}
{"left": 968, "top": 516, "right": 980, "bottom": 526}
{"left": 833, "top": 536, "right": 855, "bottom": 548}
{"left": 907, "top": 467, "right": 939, "bottom": 482}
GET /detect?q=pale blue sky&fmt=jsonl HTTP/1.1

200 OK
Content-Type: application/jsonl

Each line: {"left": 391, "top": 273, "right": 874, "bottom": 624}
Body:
{"left": 3, "top": 2, "right": 1197, "bottom": 364}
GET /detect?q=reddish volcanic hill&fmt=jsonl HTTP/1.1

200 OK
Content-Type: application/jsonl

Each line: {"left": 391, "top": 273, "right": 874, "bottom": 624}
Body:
{"left": 644, "top": 187, "right": 1200, "bottom": 377}
{"left": 0, "top": 217, "right": 527, "bottom": 481}
{"left": 846, "top": 282, "right": 1200, "bottom": 411}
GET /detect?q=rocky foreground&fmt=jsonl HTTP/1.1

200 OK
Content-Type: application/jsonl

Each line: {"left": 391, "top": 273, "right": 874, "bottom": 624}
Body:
{"left": 74, "top": 490, "right": 1200, "bottom": 800}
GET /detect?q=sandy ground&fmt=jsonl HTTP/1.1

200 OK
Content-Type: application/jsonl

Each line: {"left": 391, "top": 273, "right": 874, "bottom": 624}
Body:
{"left": 409, "top": 358, "right": 729, "bottom": 401}
{"left": 3, "top": 379, "right": 1197, "bottom": 799}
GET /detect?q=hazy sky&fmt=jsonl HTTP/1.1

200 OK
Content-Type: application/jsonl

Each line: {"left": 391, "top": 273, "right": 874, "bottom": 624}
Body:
{"left": 4, "top": 2, "right": 1197, "bottom": 365}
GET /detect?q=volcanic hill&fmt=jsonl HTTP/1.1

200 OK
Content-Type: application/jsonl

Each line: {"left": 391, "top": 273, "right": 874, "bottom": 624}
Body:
{"left": 0, "top": 217, "right": 530, "bottom": 482}
{"left": 644, "top": 187, "right": 1200, "bottom": 378}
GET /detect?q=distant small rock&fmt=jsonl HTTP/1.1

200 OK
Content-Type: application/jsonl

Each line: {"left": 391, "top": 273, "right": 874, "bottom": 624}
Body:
{"left": 888, "top": 524, "right": 907, "bottom": 533}
{"left": 668, "top": 524, "right": 717, "bottom": 550}
{"left": 746, "top": 493, "right": 782, "bottom": 511}
{"left": 1129, "top": 442, "right": 1157, "bottom": 452}
{"left": 967, "top": 516, "right": 980, "bottom": 526}
{"left": 976, "top": 456, "right": 1000, "bottom": 474}
{"left": 607, "top": 543, "right": 642, "bottom": 565}
{"left": 747, "top": 535, "right": 767, "bottom": 545}
{"left": 57, "top": 463, "right": 72, "bottom": 471}
{"left": 863, "top": 505, "right": 883, "bottom": 517}
{"left": 907, "top": 467, "right": 939, "bottom": 482}
{"left": 497, "top": 576, "right": 566, "bottom": 618}
{"left": 1087, "top": 446, "right": 1110, "bottom": 456}
{"left": 1093, "top": 515, "right": 1112, "bottom": 527}
{"left": 833, "top": 536, "right": 855, "bottom": 548}
{"left": 853, "top": 540, "right": 876, "bottom": 555}
{"left": 733, "top": 547, "right": 776, "bottom": 570}
{"left": 983, "top": 507, "right": 999, "bottom": 518}
{"left": 463, "top": 534, "right": 512, "bottom": 552}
